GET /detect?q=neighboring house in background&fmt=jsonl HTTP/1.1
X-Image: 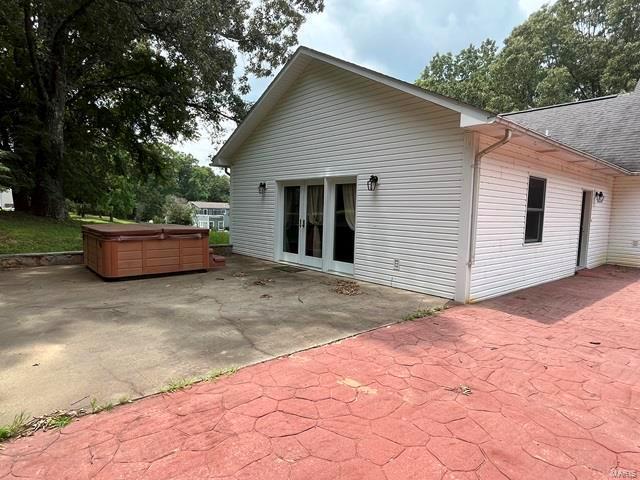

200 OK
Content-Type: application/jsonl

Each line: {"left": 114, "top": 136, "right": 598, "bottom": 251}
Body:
{"left": 189, "top": 201, "right": 229, "bottom": 230}
{"left": 213, "top": 46, "right": 640, "bottom": 303}
{"left": 0, "top": 189, "right": 14, "bottom": 210}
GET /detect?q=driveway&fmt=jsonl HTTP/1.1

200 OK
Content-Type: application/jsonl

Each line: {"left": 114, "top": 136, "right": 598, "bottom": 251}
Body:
{"left": 0, "top": 255, "right": 444, "bottom": 424}
{"left": 1, "top": 265, "right": 639, "bottom": 479}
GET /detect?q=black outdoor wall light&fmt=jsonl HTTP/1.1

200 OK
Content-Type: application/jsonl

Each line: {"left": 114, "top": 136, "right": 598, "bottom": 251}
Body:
{"left": 595, "top": 191, "right": 605, "bottom": 203}
{"left": 258, "top": 182, "right": 267, "bottom": 194}
{"left": 367, "top": 175, "right": 379, "bottom": 191}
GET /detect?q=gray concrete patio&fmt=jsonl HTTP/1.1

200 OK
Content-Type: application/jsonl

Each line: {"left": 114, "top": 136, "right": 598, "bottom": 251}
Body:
{"left": 0, "top": 255, "right": 446, "bottom": 423}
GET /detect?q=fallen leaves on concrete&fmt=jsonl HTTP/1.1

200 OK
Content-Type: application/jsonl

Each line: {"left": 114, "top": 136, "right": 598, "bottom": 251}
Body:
{"left": 445, "top": 384, "right": 473, "bottom": 396}
{"left": 335, "top": 280, "right": 361, "bottom": 296}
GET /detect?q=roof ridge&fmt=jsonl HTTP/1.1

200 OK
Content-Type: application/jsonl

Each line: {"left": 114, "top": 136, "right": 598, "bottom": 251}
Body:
{"left": 501, "top": 94, "right": 619, "bottom": 116}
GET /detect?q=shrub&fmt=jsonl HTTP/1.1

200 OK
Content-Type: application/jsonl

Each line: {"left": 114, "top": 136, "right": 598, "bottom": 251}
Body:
{"left": 164, "top": 197, "right": 194, "bottom": 225}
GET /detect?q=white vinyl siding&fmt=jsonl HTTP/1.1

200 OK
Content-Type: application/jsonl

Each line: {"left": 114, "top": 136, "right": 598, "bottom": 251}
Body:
{"left": 230, "top": 61, "right": 466, "bottom": 298}
{"left": 608, "top": 176, "right": 640, "bottom": 267}
{"left": 469, "top": 137, "right": 613, "bottom": 302}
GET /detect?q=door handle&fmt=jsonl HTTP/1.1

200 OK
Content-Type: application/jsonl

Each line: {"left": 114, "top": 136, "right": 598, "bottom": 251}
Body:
{"left": 299, "top": 218, "right": 305, "bottom": 228}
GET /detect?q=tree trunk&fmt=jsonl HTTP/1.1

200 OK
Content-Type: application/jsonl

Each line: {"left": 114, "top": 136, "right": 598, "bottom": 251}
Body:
{"left": 24, "top": 7, "right": 68, "bottom": 220}
{"left": 12, "top": 189, "right": 31, "bottom": 212}
{"left": 30, "top": 103, "right": 66, "bottom": 220}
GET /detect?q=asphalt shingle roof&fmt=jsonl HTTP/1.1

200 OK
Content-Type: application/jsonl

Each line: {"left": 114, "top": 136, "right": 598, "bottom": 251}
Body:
{"left": 501, "top": 84, "right": 640, "bottom": 173}
{"left": 190, "top": 201, "right": 229, "bottom": 209}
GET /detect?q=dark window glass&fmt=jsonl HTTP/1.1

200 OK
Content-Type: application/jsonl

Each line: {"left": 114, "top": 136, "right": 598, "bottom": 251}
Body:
{"left": 283, "top": 186, "right": 300, "bottom": 254}
{"left": 525, "top": 177, "right": 546, "bottom": 243}
{"left": 333, "top": 184, "right": 355, "bottom": 264}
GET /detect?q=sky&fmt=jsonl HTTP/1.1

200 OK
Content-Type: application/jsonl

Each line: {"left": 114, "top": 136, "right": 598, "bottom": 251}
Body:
{"left": 177, "top": 0, "right": 551, "bottom": 165}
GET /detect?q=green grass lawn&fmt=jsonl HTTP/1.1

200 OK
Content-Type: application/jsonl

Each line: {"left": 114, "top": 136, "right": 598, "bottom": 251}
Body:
{"left": 0, "top": 212, "right": 133, "bottom": 254}
{"left": 0, "top": 211, "right": 229, "bottom": 254}
{"left": 209, "top": 230, "right": 230, "bottom": 244}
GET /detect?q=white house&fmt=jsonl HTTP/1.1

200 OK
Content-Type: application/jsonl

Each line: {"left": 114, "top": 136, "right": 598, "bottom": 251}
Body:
{"left": 189, "top": 201, "right": 229, "bottom": 230}
{"left": 213, "top": 47, "right": 640, "bottom": 303}
{"left": 0, "top": 189, "right": 14, "bottom": 210}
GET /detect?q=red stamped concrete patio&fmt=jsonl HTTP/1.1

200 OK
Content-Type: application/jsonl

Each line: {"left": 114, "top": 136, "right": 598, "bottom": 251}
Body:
{"left": 1, "top": 265, "right": 639, "bottom": 479}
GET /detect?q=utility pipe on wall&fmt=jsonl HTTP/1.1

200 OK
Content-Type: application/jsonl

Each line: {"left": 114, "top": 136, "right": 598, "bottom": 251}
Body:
{"left": 467, "top": 129, "right": 512, "bottom": 267}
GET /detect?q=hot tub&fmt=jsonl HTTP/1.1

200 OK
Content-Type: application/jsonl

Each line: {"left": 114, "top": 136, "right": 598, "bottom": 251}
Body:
{"left": 82, "top": 224, "right": 210, "bottom": 279}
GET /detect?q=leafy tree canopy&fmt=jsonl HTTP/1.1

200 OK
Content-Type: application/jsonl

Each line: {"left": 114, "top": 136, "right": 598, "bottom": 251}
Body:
{"left": 0, "top": 0, "right": 323, "bottom": 218}
{"left": 64, "top": 142, "right": 229, "bottom": 221}
{"left": 416, "top": 0, "right": 640, "bottom": 112}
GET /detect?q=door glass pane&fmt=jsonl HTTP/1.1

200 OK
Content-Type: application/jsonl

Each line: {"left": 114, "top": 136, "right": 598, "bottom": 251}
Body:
{"left": 334, "top": 183, "right": 356, "bottom": 264}
{"left": 283, "top": 186, "right": 300, "bottom": 254}
{"left": 305, "top": 185, "right": 324, "bottom": 258}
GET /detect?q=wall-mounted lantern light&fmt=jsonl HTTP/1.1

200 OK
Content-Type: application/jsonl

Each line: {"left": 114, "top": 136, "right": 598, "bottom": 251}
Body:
{"left": 367, "top": 175, "right": 379, "bottom": 192}
{"left": 258, "top": 182, "right": 267, "bottom": 194}
{"left": 594, "top": 191, "right": 605, "bottom": 203}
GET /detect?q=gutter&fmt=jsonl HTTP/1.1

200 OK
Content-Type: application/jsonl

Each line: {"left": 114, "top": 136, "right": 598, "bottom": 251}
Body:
{"left": 467, "top": 129, "right": 512, "bottom": 267}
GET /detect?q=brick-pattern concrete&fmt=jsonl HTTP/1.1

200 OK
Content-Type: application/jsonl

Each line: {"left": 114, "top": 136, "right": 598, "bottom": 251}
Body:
{"left": 1, "top": 265, "right": 639, "bottom": 479}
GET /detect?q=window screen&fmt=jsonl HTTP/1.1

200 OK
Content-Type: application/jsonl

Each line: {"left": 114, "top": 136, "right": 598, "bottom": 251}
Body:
{"left": 525, "top": 177, "right": 546, "bottom": 243}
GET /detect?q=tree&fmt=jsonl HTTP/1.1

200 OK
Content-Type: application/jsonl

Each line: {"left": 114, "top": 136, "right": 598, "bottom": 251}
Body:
{"left": 416, "top": 40, "right": 499, "bottom": 111}
{"left": 164, "top": 196, "right": 194, "bottom": 225}
{"left": 0, "top": 151, "right": 15, "bottom": 190}
{"left": 0, "top": 0, "right": 323, "bottom": 218}
{"left": 0, "top": 162, "right": 10, "bottom": 190}
{"left": 96, "top": 174, "right": 136, "bottom": 221}
{"left": 416, "top": 0, "right": 640, "bottom": 112}
{"left": 171, "top": 150, "right": 229, "bottom": 202}
{"left": 127, "top": 145, "right": 229, "bottom": 221}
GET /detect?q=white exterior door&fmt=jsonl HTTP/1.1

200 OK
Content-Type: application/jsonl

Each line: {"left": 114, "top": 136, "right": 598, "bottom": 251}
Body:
{"left": 281, "top": 185, "right": 302, "bottom": 264}
{"left": 577, "top": 190, "right": 593, "bottom": 268}
{"left": 281, "top": 182, "right": 324, "bottom": 269}
{"left": 278, "top": 178, "right": 357, "bottom": 274}
{"left": 324, "top": 179, "right": 356, "bottom": 275}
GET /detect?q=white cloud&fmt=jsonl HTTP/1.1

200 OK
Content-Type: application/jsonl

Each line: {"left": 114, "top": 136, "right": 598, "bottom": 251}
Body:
{"left": 177, "top": 0, "right": 551, "bottom": 162}
{"left": 518, "top": 0, "right": 555, "bottom": 15}
{"left": 175, "top": 134, "right": 213, "bottom": 165}
{"left": 174, "top": 120, "right": 235, "bottom": 167}
{"left": 297, "top": 0, "right": 389, "bottom": 74}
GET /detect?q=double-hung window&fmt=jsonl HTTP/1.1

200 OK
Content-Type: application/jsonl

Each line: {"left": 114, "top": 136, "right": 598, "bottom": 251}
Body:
{"left": 525, "top": 176, "right": 546, "bottom": 243}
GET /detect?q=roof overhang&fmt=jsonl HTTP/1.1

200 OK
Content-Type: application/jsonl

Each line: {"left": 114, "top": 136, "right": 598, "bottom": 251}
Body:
{"left": 213, "top": 46, "right": 495, "bottom": 166}
{"left": 466, "top": 117, "right": 632, "bottom": 176}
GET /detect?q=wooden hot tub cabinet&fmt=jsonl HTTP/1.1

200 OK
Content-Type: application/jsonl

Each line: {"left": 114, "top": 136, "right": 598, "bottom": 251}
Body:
{"left": 82, "top": 224, "right": 210, "bottom": 279}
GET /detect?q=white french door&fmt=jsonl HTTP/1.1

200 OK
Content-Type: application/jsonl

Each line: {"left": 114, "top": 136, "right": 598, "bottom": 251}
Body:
{"left": 281, "top": 182, "right": 324, "bottom": 269}
{"left": 279, "top": 178, "right": 356, "bottom": 275}
{"left": 325, "top": 180, "right": 356, "bottom": 275}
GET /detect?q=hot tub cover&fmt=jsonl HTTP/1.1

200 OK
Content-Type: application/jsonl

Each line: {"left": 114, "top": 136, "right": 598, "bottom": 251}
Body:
{"left": 82, "top": 224, "right": 208, "bottom": 238}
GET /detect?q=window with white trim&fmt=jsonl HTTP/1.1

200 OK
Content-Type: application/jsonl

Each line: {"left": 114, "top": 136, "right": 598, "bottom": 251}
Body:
{"left": 525, "top": 176, "right": 546, "bottom": 243}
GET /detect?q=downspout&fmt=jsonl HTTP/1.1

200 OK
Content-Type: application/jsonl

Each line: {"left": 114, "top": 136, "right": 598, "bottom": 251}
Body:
{"left": 467, "top": 129, "right": 512, "bottom": 268}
